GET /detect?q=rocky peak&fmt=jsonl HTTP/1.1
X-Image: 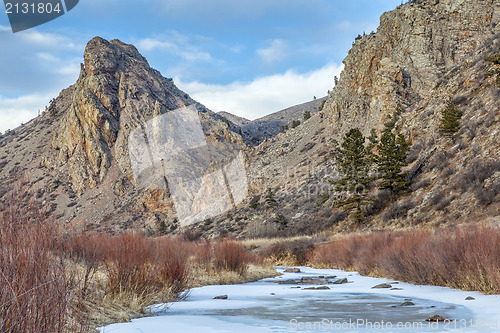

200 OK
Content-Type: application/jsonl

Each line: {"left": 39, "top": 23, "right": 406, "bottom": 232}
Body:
{"left": 51, "top": 37, "right": 203, "bottom": 194}
{"left": 83, "top": 37, "right": 149, "bottom": 77}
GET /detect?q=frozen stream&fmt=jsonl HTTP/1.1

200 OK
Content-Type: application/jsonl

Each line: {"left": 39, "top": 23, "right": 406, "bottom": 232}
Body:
{"left": 100, "top": 267, "right": 500, "bottom": 332}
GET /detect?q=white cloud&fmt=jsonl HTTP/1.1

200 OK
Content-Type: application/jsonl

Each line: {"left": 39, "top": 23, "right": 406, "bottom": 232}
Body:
{"left": 176, "top": 63, "right": 343, "bottom": 120}
{"left": 0, "top": 92, "right": 58, "bottom": 133}
{"left": 136, "top": 34, "right": 212, "bottom": 62}
{"left": 257, "top": 39, "right": 288, "bottom": 64}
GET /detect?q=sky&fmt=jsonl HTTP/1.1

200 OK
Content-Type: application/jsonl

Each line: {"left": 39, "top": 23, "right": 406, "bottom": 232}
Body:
{"left": 0, "top": 0, "right": 402, "bottom": 133}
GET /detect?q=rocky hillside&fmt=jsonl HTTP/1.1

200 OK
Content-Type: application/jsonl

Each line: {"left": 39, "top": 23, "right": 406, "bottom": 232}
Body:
{"left": 218, "top": 97, "right": 327, "bottom": 145}
{"left": 0, "top": 0, "right": 499, "bottom": 237}
{"left": 0, "top": 37, "right": 244, "bottom": 234}
{"left": 184, "top": 0, "right": 500, "bottom": 237}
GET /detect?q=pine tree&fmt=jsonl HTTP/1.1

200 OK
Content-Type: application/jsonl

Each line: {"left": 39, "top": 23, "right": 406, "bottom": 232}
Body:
{"left": 330, "top": 128, "right": 374, "bottom": 222}
{"left": 439, "top": 99, "right": 463, "bottom": 138}
{"left": 264, "top": 187, "right": 277, "bottom": 208}
{"left": 376, "top": 122, "right": 411, "bottom": 197}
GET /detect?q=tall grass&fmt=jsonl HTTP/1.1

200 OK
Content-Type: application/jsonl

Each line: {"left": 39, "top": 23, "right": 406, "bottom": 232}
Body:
{"left": 309, "top": 226, "right": 500, "bottom": 294}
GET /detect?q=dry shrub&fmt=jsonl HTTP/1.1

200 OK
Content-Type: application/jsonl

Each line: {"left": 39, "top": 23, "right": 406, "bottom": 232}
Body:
{"left": 382, "top": 199, "right": 415, "bottom": 222}
{"left": 212, "top": 239, "right": 250, "bottom": 275}
{"left": 262, "top": 238, "right": 317, "bottom": 266}
{"left": 0, "top": 188, "right": 88, "bottom": 333}
{"left": 309, "top": 226, "right": 500, "bottom": 294}
{"left": 64, "top": 233, "right": 191, "bottom": 300}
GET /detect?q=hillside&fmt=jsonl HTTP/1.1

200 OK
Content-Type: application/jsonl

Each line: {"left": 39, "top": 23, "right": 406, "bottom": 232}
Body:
{"left": 184, "top": 0, "right": 500, "bottom": 237}
{"left": 219, "top": 97, "right": 327, "bottom": 145}
{"left": 0, "top": 37, "right": 245, "bottom": 234}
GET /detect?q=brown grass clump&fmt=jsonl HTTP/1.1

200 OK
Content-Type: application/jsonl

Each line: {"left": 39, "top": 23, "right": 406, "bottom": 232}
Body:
{"left": 309, "top": 225, "right": 500, "bottom": 294}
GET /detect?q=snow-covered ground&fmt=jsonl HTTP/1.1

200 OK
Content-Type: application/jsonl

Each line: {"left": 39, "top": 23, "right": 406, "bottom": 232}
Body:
{"left": 100, "top": 267, "right": 500, "bottom": 332}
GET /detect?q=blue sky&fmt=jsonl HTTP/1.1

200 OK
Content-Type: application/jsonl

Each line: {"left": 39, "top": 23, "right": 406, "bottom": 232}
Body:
{"left": 0, "top": 0, "right": 402, "bottom": 133}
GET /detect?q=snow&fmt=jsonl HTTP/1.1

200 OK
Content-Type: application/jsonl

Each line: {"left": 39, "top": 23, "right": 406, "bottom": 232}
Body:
{"left": 99, "top": 267, "right": 500, "bottom": 332}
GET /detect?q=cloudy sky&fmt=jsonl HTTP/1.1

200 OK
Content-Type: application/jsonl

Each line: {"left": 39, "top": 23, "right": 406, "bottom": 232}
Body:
{"left": 0, "top": 0, "right": 402, "bottom": 133}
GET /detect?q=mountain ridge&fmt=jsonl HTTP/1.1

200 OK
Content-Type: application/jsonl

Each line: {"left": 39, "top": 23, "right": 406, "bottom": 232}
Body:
{"left": 0, "top": 0, "right": 499, "bottom": 237}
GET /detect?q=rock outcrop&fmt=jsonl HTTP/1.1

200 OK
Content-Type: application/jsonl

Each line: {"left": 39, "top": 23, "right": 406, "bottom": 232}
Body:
{"left": 0, "top": 0, "right": 498, "bottom": 236}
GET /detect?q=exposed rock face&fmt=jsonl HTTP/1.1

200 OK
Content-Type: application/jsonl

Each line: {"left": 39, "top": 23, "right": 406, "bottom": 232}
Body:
{"left": 52, "top": 38, "right": 195, "bottom": 194}
{"left": 0, "top": 0, "right": 498, "bottom": 236}
{"left": 323, "top": 0, "right": 499, "bottom": 137}
{"left": 0, "top": 37, "right": 244, "bottom": 233}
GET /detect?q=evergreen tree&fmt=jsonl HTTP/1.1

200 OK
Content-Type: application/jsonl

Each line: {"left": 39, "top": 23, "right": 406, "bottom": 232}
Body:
{"left": 439, "top": 99, "right": 463, "bottom": 138}
{"left": 303, "top": 111, "right": 311, "bottom": 120}
{"left": 330, "top": 128, "right": 374, "bottom": 222}
{"left": 376, "top": 122, "right": 411, "bottom": 197}
{"left": 264, "top": 187, "right": 277, "bottom": 208}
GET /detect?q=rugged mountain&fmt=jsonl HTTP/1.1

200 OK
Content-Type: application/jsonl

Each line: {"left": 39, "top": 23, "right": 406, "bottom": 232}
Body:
{"left": 1, "top": 0, "right": 499, "bottom": 237}
{"left": 217, "top": 112, "right": 250, "bottom": 127}
{"left": 218, "top": 97, "right": 327, "bottom": 145}
{"left": 0, "top": 37, "right": 245, "bottom": 233}
{"left": 226, "top": 0, "right": 500, "bottom": 236}
{"left": 185, "top": 0, "right": 500, "bottom": 237}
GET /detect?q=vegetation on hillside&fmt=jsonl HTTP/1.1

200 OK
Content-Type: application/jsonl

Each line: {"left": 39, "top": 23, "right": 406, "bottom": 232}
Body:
{"left": 439, "top": 99, "right": 463, "bottom": 138}
{"left": 330, "top": 113, "right": 412, "bottom": 223}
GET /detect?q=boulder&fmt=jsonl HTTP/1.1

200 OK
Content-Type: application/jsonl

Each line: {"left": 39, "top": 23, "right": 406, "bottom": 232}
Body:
{"left": 332, "top": 277, "right": 348, "bottom": 284}
{"left": 371, "top": 283, "right": 392, "bottom": 289}
{"left": 426, "top": 314, "right": 449, "bottom": 322}
{"left": 304, "top": 286, "right": 330, "bottom": 290}
{"left": 213, "top": 295, "right": 228, "bottom": 300}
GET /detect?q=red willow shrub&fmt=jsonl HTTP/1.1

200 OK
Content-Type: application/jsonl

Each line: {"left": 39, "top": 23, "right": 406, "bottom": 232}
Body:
{"left": 309, "top": 226, "right": 500, "bottom": 294}
{"left": 212, "top": 238, "right": 251, "bottom": 275}
{"left": 63, "top": 233, "right": 192, "bottom": 297}
{"left": 0, "top": 189, "right": 88, "bottom": 333}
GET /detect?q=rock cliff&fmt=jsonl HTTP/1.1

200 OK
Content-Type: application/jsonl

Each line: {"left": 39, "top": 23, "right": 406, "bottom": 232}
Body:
{"left": 0, "top": 0, "right": 498, "bottom": 236}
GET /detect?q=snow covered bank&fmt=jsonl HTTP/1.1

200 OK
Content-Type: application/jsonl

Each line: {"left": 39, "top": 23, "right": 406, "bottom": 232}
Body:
{"left": 100, "top": 267, "right": 500, "bottom": 332}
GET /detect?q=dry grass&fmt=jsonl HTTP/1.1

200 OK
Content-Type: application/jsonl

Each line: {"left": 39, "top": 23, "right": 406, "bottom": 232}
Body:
{"left": 309, "top": 225, "right": 500, "bottom": 294}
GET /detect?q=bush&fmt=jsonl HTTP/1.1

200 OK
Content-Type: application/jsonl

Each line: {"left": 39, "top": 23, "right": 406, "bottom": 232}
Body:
{"left": 212, "top": 239, "right": 250, "bottom": 275}
{"left": 410, "top": 177, "right": 431, "bottom": 191}
{"left": 263, "top": 238, "right": 316, "bottom": 266}
{"left": 0, "top": 191, "right": 88, "bottom": 333}
{"left": 291, "top": 120, "right": 301, "bottom": 128}
{"left": 428, "top": 150, "right": 454, "bottom": 170}
{"left": 406, "top": 139, "right": 425, "bottom": 164}
{"left": 457, "top": 159, "right": 500, "bottom": 192}
{"left": 310, "top": 226, "right": 500, "bottom": 293}
{"left": 382, "top": 198, "right": 415, "bottom": 221}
